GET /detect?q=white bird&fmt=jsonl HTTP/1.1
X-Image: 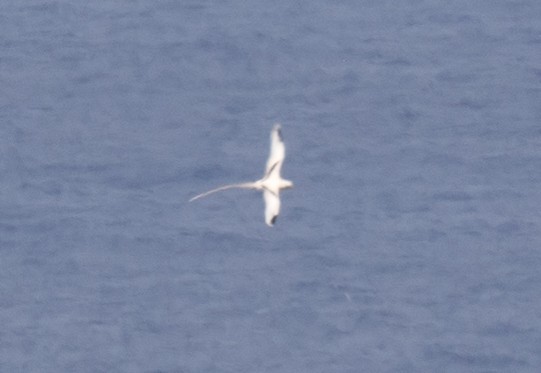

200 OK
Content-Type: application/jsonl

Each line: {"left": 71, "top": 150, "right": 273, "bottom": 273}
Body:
{"left": 190, "top": 123, "right": 293, "bottom": 226}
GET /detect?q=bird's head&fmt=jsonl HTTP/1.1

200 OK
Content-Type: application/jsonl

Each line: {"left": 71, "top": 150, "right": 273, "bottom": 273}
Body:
{"left": 281, "top": 179, "right": 294, "bottom": 189}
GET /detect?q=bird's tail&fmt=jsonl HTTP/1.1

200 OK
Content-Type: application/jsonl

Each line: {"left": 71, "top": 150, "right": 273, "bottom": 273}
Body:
{"left": 189, "top": 182, "right": 256, "bottom": 202}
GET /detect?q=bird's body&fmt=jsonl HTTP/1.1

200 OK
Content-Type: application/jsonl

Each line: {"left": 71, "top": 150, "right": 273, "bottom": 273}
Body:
{"left": 190, "top": 124, "right": 293, "bottom": 226}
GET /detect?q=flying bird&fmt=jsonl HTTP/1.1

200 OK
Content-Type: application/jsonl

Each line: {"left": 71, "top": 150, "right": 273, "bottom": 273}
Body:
{"left": 190, "top": 124, "right": 293, "bottom": 226}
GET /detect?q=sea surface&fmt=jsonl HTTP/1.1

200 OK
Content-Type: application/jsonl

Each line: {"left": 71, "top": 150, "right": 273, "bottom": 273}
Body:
{"left": 1, "top": 1, "right": 541, "bottom": 372}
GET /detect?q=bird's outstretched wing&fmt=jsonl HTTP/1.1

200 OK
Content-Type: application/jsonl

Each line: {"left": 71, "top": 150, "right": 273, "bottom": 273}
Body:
{"left": 263, "top": 189, "right": 281, "bottom": 226}
{"left": 264, "top": 123, "right": 286, "bottom": 179}
{"left": 189, "top": 182, "right": 256, "bottom": 202}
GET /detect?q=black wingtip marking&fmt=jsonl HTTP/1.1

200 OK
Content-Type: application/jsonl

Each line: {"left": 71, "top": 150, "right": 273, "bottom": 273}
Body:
{"left": 273, "top": 124, "right": 283, "bottom": 141}
{"left": 270, "top": 215, "right": 278, "bottom": 225}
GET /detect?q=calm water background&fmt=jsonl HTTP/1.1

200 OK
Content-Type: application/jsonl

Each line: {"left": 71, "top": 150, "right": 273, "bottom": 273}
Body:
{"left": 1, "top": 1, "right": 541, "bottom": 372}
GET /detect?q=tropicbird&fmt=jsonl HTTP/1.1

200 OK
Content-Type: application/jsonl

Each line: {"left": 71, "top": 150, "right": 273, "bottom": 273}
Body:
{"left": 190, "top": 124, "right": 293, "bottom": 226}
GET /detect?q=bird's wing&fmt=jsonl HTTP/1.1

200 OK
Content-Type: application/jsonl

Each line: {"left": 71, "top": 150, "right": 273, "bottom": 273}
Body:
{"left": 189, "top": 182, "right": 256, "bottom": 202}
{"left": 263, "top": 189, "right": 281, "bottom": 226}
{"left": 264, "top": 123, "right": 286, "bottom": 179}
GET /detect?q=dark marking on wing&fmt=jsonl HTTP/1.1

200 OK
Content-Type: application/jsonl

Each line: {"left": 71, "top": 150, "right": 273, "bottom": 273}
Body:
{"left": 262, "top": 185, "right": 278, "bottom": 197}
{"left": 264, "top": 161, "right": 280, "bottom": 179}
{"left": 276, "top": 127, "right": 283, "bottom": 141}
{"left": 270, "top": 215, "right": 278, "bottom": 225}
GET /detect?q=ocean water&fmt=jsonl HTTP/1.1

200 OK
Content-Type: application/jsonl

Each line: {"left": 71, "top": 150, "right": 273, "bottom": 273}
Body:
{"left": 1, "top": 1, "right": 541, "bottom": 372}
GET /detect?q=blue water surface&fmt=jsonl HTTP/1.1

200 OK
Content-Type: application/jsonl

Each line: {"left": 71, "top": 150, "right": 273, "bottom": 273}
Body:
{"left": 1, "top": 1, "right": 541, "bottom": 372}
